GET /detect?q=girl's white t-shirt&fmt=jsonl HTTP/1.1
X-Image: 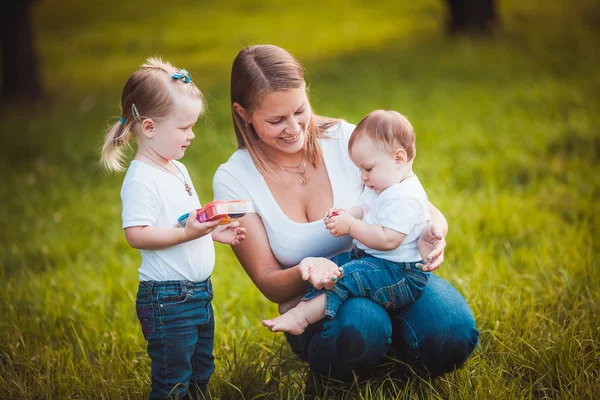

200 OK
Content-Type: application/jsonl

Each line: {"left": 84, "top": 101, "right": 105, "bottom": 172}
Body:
{"left": 212, "top": 121, "right": 364, "bottom": 268}
{"left": 121, "top": 160, "right": 215, "bottom": 282}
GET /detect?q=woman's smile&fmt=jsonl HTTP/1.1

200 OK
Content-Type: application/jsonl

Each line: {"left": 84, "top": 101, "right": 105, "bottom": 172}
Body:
{"left": 279, "top": 131, "right": 301, "bottom": 143}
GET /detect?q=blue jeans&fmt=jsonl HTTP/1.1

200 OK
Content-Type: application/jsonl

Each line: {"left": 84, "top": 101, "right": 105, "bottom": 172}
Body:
{"left": 285, "top": 252, "right": 479, "bottom": 381}
{"left": 302, "top": 249, "right": 430, "bottom": 319}
{"left": 136, "top": 279, "right": 215, "bottom": 399}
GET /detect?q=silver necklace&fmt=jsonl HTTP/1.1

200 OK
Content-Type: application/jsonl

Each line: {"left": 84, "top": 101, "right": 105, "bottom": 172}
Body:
{"left": 138, "top": 152, "right": 192, "bottom": 196}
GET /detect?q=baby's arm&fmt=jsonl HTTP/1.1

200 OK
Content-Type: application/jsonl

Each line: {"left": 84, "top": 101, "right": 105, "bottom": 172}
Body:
{"left": 349, "top": 220, "right": 406, "bottom": 251}
{"left": 325, "top": 209, "right": 406, "bottom": 251}
{"left": 125, "top": 210, "right": 222, "bottom": 250}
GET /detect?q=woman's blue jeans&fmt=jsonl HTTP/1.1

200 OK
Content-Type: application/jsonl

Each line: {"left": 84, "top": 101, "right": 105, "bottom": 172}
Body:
{"left": 136, "top": 279, "right": 215, "bottom": 399}
{"left": 285, "top": 252, "right": 479, "bottom": 381}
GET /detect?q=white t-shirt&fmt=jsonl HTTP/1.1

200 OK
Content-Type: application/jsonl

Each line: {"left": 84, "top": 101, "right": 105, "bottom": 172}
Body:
{"left": 121, "top": 160, "right": 215, "bottom": 282}
{"left": 355, "top": 177, "right": 430, "bottom": 262}
{"left": 213, "top": 121, "right": 364, "bottom": 267}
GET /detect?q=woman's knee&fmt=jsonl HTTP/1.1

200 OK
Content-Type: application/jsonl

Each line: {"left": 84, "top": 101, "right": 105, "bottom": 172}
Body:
{"left": 307, "top": 297, "right": 392, "bottom": 381}
{"left": 390, "top": 275, "right": 479, "bottom": 376}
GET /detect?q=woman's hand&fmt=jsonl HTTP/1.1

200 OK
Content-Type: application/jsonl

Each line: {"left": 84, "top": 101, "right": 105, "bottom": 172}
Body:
{"left": 212, "top": 220, "right": 247, "bottom": 245}
{"left": 298, "top": 257, "right": 343, "bottom": 290}
{"left": 417, "top": 224, "right": 446, "bottom": 272}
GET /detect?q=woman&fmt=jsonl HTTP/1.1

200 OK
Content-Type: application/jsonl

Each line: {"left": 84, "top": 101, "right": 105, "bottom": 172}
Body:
{"left": 213, "top": 44, "right": 479, "bottom": 381}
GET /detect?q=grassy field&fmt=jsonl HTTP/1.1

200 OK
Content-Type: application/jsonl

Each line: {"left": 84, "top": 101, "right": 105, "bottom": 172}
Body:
{"left": 1, "top": 0, "right": 599, "bottom": 398}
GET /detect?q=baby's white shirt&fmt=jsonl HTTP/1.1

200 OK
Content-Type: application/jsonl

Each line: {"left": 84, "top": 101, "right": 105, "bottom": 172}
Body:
{"left": 213, "top": 121, "right": 364, "bottom": 267}
{"left": 355, "top": 176, "right": 430, "bottom": 262}
{"left": 121, "top": 160, "right": 215, "bottom": 282}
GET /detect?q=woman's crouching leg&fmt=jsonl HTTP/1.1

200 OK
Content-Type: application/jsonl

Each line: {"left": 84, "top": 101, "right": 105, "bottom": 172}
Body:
{"left": 287, "top": 297, "right": 392, "bottom": 382}
{"left": 388, "top": 274, "right": 479, "bottom": 377}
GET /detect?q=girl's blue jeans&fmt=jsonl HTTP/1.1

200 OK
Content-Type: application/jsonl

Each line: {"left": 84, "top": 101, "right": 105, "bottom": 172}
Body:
{"left": 302, "top": 248, "right": 430, "bottom": 319}
{"left": 136, "top": 279, "right": 215, "bottom": 400}
{"left": 285, "top": 251, "right": 479, "bottom": 381}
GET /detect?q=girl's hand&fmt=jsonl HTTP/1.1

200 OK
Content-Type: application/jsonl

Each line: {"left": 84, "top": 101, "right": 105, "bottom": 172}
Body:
{"left": 417, "top": 224, "right": 446, "bottom": 272}
{"left": 298, "top": 257, "right": 343, "bottom": 290}
{"left": 324, "top": 213, "right": 355, "bottom": 237}
{"left": 183, "top": 210, "right": 223, "bottom": 240}
{"left": 212, "top": 221, "right": 247, "bottom": 245}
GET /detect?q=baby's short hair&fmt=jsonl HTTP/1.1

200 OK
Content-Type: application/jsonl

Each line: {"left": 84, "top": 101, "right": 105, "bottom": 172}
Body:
{"left": 349, "top": 110, "right": 416, "bottom": 160}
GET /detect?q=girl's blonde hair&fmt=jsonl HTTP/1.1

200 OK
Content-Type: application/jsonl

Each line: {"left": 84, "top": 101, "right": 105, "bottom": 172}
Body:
{"left": 230, "top": 45, "right": 340, "bottom": 176}
{"left": 349, "top": 110, "right": 416, "bottom": 160}
{"left": 100, "top": 57, "right": 204, "bottom": 172}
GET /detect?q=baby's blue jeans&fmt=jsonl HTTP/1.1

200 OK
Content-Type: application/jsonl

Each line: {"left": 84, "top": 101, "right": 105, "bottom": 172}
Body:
{"left": 136, "top": 279, "right": 214, "bottom": 399}
{"left": 302, "top": 248, "right": 430, "bottom": 319}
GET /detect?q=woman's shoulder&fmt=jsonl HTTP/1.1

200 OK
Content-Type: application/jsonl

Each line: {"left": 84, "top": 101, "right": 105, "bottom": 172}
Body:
{"left": 319, "top": 119, "right": 357, "bottom": 160}
{"left": 322, "top": 119, "right": 356, "bottom": 140}
{"left": 212, "top": 149, "right": 256, "bottom": 199}
{"left": 214, "top": 148, "right": 252, "bottom": 176}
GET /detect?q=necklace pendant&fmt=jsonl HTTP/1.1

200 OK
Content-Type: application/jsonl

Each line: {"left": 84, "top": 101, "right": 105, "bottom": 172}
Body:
{"left": 185, "top": 183, "right": 193, "bottom": 196}
{"left": 299, "top": 174, "right": 308, "bottom": 185}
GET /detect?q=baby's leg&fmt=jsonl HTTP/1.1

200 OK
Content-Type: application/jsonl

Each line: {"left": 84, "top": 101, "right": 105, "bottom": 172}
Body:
{"left": 278, "top": 295, "right": 302, "bottom": 315}
{"left": 262, "top": 295, "right": 326, "bottom": 335}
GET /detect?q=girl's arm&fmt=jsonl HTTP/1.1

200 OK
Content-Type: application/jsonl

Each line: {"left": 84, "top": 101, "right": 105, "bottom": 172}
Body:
{"left": 125, "top": 210, "right": 222, "bottom": 250}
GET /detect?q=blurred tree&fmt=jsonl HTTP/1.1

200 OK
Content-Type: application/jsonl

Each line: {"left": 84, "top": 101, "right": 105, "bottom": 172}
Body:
{"left": 0, "top": 0, "right": 43, "bottom": 105}
{"left": 445, "top": 0, "right": 498, "bottom": 35}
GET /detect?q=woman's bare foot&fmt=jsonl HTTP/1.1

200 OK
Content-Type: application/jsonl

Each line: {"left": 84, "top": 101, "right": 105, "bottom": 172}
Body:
{"left": 261, "top": 308, "right": 309, "bottom": 335}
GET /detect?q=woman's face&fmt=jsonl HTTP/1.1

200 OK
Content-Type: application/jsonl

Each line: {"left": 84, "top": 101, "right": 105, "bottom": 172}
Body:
{"left": 247, "top": 87, "right": 311, "bottom": 156}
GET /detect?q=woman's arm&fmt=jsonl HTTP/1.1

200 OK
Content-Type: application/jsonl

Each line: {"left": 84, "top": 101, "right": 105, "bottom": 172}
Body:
{"left": 428, "top": 202, "right": 448, "bottom": 236}
{"left": 417, "top": 202, "right": 448, "bottom": 271}
{"left": 230, "top": 213, "right": 310, "bottom": 303}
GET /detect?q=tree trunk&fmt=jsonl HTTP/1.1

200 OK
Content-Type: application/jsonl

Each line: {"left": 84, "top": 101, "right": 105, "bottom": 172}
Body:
{"left": 0, "top": 0, "right": 43, "bottom": 104}
{"left": 445, "top": 0, "right": 498, "bottom": 35}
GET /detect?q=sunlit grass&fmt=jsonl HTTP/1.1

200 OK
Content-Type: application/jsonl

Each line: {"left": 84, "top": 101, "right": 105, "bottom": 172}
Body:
{"left": 1, "top": 0, "right": 599, "bottom": 398}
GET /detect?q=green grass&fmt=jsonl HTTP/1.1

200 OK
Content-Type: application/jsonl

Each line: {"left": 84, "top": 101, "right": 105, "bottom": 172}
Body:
{"left": 1, "top": 0, "right": 599, "bottom": 398}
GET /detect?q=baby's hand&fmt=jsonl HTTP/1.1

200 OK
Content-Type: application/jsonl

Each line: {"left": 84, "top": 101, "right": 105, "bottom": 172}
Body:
{"left": 212, "top": 221, "right": 247, "bottom": 245}
{"left": 324, "top": 207, "right": 347, "bottom": 220}
{"left": 298, "top": 257, "right": 343, "bottom": 290}
{"left": 324, "top": 212, "right": 355, "bottom": 237}
{"left": 184, "top": 210, "right": 222, "bottom": 240}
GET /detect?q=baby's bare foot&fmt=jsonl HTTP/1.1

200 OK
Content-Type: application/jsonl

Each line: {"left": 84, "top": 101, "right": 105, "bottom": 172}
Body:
{"left": 261, "top": 309, "right": 309, "bottom": 335}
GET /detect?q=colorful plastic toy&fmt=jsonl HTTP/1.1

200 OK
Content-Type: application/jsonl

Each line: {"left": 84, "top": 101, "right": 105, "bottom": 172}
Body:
{"left": 177, "top": 200, "right": 253, "bottom": 227}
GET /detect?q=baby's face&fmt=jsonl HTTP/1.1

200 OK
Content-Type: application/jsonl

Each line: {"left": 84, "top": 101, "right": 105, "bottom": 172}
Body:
{"left": 350, "top": 136, "right": 404, "bottom": 194}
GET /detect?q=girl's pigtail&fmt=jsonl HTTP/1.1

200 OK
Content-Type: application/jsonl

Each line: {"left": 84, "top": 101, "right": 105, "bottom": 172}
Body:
{"left": 100, "top": 119, "right": 132, "bottom": 172}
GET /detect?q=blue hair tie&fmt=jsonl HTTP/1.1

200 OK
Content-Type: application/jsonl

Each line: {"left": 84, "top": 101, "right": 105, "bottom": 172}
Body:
{"left": 172, "top": 69, "right": 191, "bottom": 83}
{"left": 119, "top": 117, "right": 125, "bottom": 124}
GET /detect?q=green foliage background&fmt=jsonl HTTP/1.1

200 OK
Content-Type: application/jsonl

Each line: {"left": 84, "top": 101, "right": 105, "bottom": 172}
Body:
{"left": 1, "top": 0, "right": 598, "bottom": 398}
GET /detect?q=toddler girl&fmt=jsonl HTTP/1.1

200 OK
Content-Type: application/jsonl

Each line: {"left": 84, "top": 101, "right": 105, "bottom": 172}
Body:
{"left": 101, "top": 57, "right": 245, "bottom": 399}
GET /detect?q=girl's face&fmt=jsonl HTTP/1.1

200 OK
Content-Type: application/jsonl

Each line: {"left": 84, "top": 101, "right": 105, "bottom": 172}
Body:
{"left": 247, "top": 88, "right": 311, "bottom": 157}
{"left": 149, "top": 95, "right": 203, "bottom": 161}
{"left": 350, "top": 136, "right": 406, "bottom": 194}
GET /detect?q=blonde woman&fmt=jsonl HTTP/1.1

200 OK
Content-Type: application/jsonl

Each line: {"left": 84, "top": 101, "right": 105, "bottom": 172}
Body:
{"left": 213, "top": 45, "right": 478, "bottom": 380}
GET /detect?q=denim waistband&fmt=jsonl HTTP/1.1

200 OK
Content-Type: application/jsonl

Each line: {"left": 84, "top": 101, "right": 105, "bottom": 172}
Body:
{"left": 350, "top": 247, "right": 423, "bottom": 269}
{"left": 139, "top": 278, "right": 212, "bottom": 294}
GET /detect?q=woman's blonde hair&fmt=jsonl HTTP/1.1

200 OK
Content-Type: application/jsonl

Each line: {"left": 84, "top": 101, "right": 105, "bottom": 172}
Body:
{"left": 230, "top": 45, "right": 339, "bottom": 175}
{"left": 100, "top": 57, "right": 204, "bottom": 172}
{"left": 349, "top": 110, "right": 416, "bottom": 160}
